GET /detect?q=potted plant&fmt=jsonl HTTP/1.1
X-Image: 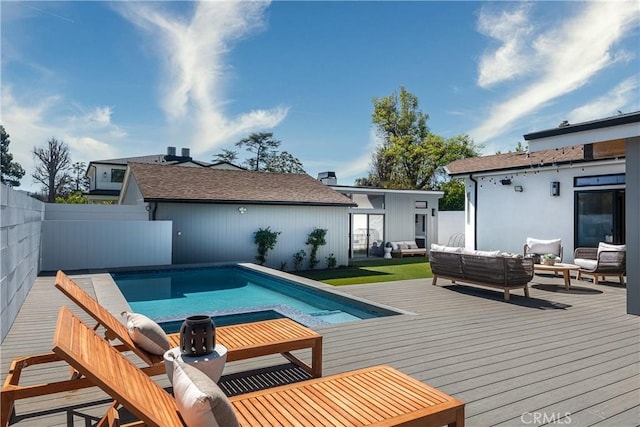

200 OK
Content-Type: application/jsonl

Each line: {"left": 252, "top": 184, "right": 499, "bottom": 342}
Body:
{"left": 542, "top": 253, "right": 556, "bottom": 266}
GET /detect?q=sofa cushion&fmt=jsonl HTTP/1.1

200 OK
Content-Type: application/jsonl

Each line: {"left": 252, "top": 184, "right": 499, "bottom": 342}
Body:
{"left": 526, "top": 237, "right": 561, "bottom": 256}
{"left": 430, "top": 244, "right": 463, "bottom": 253}
{"left": 462, "top": 248, "right": 501, "bottom": 257}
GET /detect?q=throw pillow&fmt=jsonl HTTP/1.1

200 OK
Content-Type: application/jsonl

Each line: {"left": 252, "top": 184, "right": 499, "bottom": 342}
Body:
{"left": 173, "top": 360, "right": 239, "bottom": 427}
{"left": 121, "top": 311, "right": 170, "bottom": 355}
{"left": 399, "top": 243, "right": 409, "bottom": 250}
{"left": 526, "top": 237, "right": 561, "bottom": 256}
{"left": 597, "top": 242, "right": 626, "bottom": 256}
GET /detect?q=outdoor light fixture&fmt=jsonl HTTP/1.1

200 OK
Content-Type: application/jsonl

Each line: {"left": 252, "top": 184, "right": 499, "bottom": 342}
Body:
{"left": 514, "top": 185, "right": 524, "bottom": 192}
{"left": 500, "top": 179, "right": 512, "bottom": 185}
{"left": 238, "top": 206, "right": 247, "bottom": 214}
{"left": 550, "top": 181, "right": 560, "bottom": 196}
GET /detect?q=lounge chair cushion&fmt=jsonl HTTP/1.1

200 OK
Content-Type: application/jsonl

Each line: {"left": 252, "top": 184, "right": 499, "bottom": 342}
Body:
{"left": 526, "top": 237, "right": 561, "bottom": 256}
{"left": 574, "top": 258, "right": 597, "bottom": 271}
{"left": 121, "top": 312, "right": 170, "bottom": 355}
{"left": 430, "top": 244, "right": 463, "bottom": 253}
{"left": 597, "top": 242, "right": 626, "bottom": 256}
{"left": 173, "top": 360, "right": 239, "bottom": 427}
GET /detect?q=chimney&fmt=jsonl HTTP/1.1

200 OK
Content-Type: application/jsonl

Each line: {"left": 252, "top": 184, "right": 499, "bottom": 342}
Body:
{"left": 181, "top": 148, "right": 191, "bottom": 158}
{"left": 318, "top": 171, "right": 337, "bottom": 185}
{"left": 167, "top": 146, "right": 176, "bottom": 156}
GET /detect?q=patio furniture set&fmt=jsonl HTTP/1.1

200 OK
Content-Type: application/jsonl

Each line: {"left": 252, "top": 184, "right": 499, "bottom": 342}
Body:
{"left": 430, "top": 238, "right": 626, "bottom": 301}
{"left": 1, "top": 271, "right": 465, "bottom": 427}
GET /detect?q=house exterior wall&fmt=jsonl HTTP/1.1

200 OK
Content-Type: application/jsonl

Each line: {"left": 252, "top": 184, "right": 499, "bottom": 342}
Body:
{"left": 0, "top": 185, "right": 45, "bottom": 341}
{"left": 382, "top": 192, "right": 438, "bottom": 248}
{"left": 45, "top": 203, "right": 148, "bottom": 220}
{"left": 463, "top": 160, "right": 625, "bottom": 261}
{"left": 90, "top": 163, "right": 127, "bottom": 192}
{"left": 438, "top": 211, "right": 465, "bottom": 245}
{"left": 155, "top": 202, "right": 349, "bottom": 270}
{"left": 120, "top": 176, "right": 144, "bottom": 206}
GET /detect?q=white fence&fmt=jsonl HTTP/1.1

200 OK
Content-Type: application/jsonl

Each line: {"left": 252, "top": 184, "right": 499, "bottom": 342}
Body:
{"left": 0, "top": 185, "right": 45, "bottom": 341}
{"left": 45, "top": 203, "right": 149, "bottom": 220}
{"left": 437, "top": 211, "right": 465, "bottom": 246}
{"left": 41, "top": 220, "right": 172, "bottom": 271}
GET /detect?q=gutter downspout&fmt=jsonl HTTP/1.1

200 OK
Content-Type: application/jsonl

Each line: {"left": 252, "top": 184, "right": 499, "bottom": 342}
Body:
{"left": 469, "top": 174, "right": 478, "bottom": 250}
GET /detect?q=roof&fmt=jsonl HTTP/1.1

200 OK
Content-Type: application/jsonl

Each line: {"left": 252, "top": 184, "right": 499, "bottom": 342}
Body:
{"left": 127, "top": 162, "right": 356, "bottom": 206}
{"left": 524, "top": 111, "right": 640, "bottom": 140}
{"left": 445, "top": 145, "right": 589, "bottom": 175}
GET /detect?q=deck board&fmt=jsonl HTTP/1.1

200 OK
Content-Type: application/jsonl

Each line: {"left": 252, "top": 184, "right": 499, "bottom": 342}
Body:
{"left": 1, "top": 272, "right": 638, "bottom": 426}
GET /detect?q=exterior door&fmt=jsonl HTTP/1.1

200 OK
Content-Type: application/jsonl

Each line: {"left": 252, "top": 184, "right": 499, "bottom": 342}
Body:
{"left": 575, "top": 190, "right": 625, "bottom": 248}
{"left": 350, "top": 214, "right": 385, "bottom": 257}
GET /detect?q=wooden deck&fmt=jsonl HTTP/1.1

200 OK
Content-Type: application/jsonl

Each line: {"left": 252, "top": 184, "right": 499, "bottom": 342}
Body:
{"left": 1, "top": 272, "right": 639, "bottom": 426}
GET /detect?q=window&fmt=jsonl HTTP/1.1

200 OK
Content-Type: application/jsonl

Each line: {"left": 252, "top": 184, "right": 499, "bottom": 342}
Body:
{"left": 111, "top": 169, "right": 125, "bottom": 183}
{"left": 415, "top": 201, "right": 428, "bottom": 209}
{"left": 574, "top": 173, "right": 625, "bottom": 187}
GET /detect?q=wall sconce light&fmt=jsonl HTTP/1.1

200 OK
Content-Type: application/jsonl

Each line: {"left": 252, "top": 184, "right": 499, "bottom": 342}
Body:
{"left": 431, "top": 208, "right": 436, "bottom": 216}
{"left": 550, "top": 181, "right": 560, "bottom": 196}
{"left": 514, "top": 185, "right": 524, "bottom": 192}
{"left": 238, "top": 206, "right": 247, "bottom": 214}
{"left": 500, "top": 179, "right": 512, "bottom": 185}
{"left": 103, "top": 171, "right": 108, "bottom": 178}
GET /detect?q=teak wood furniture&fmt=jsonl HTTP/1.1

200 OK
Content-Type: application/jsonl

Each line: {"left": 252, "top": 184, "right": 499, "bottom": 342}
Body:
{"left": 53, "top": 306, "right": 465, "bottom": 427}
{"left": 533, "top": 263, "right": 580, "bottom": 290}
{"left": 1, "top": 271, "right": 322, "bottom": 427}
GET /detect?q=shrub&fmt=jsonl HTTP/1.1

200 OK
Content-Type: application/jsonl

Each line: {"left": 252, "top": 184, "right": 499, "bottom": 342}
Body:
{"left": 293, "top": 250, "right": 306, "bottom": 271}
{"left": 306, "top": 228, "right": 327, "bottom": 270}
{"left": 254, "top": 227, "right": 281, "bottom": 265}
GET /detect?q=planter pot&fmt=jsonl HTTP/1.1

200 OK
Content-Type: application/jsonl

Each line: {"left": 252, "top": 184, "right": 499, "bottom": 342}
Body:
{"left": 180, "top": 315, "right": 216, "bottom": 357}
{"left": 541, "top": 258, "right": 555, "bottom": 266}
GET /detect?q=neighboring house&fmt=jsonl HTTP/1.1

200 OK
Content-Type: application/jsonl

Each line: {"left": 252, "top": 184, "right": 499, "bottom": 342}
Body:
{"left": 326, "top": 178, "right": 443, "bottom": 257}
{"left": 445, "top": 111, "right": 639, "bottom": 315}
{"left": 119, "top": 163, "right": 356, "bottom": 270}
{"left": 85, "top": 147, "right": 243, "bottom": 204}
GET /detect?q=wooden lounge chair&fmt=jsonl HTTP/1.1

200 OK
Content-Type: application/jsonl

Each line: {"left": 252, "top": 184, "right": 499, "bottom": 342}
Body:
{"left": 53, "top": 306, "right": 465, "bottom": 427}
{"left": 1, "top": 271, "right": 322, "bottom": 427}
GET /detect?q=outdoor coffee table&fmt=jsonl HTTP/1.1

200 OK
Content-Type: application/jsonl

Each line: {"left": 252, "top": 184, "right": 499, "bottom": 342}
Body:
{"left": 534, "top": 263, "right": 580, "bottom": 290}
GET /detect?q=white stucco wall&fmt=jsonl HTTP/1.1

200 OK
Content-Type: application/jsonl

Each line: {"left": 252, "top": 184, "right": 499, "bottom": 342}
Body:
{"left": 464, "top": 160, "right": 625, "bottom": 261}
{"left": 437, "top": 211, "right": 465, "bottom": 245}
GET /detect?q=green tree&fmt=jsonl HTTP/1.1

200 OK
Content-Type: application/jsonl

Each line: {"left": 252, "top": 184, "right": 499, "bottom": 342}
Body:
{"left": 213, "top": 149, "right": 239, "bottom": 164}
{"left": 358, "top": 86, "right": 481, "bottom": 190}
{"left": 1, "top": 125, "right": 25, "bottom": 187}
{"left": 254, "top": 227, "right": 281, "bottom": 266}
{"left": 32, "top": 137, "right": 72, "bottom": 202}
{"left": 264, "top": 151, "right": 306, "bottom": 174}
{"left": 438, "top": 179, "right": 465, "bottom": 211}
{"left": 234, "top": 132, "right": 305, "bottom": 173}
{"left": 56, "top": 191, "right": 88, "bottom": 204}
{"left": 71, "top": 161, "right": 90, "bottom": 192}
{"left": 236, "top": 132, "right": 281, "bottom": 171}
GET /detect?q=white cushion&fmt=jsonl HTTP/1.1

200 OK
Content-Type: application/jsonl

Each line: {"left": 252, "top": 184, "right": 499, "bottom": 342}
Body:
{"left": 574, "top": 258, "right": 597, "bottom": 271}
{"left": 430, "top": 244, "right": 463, "bottom": 253}
{"left": 390, "top": 242, "right": 400, "bottom": 250}
{"left": 462, "top": 249, "right": 501, "bottom": 257}
{"left": 597, "top": 242, "right": 626, "bottom": 256}
{"left": 526, "top": 238, "right": 561, "bottom": 256}
{"left": 173, "top": 360, "right": 239, "bottom": 427}
{"left": 121, "top": 312, "right": 170, "bottom": 355}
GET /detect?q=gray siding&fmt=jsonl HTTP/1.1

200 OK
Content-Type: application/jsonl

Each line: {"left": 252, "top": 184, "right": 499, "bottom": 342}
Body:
{"left": 156, "top": 203, "right": 349, "bottom": 270}
{"left": 40, "top": 220, "right": 172, "bottom": 271}
{"left": 626, "top": 138, "right": 639, "bottom": 315}
{"left": 44, "top": 203, "right": 148, "bottom": 220}
{"left": 0, "top": 184, "right": 44, "bottom": 341}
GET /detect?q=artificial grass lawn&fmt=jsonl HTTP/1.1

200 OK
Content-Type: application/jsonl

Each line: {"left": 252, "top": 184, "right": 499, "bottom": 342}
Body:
{"left": 295, "top": 257, "right": 432, "bottom": 286}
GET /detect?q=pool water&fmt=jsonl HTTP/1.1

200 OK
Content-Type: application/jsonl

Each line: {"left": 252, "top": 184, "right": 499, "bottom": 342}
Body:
{"left": 111, "top": 265, "right": 398, "bottom": 327}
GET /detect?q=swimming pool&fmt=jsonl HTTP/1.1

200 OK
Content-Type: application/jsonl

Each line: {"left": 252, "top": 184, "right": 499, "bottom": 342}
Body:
{"left": 111, "top": 264, "right": 401, "bottom": 328}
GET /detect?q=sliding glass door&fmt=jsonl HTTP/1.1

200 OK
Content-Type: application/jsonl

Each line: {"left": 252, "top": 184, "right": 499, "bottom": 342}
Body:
{"left": 351, "top": 214, "right": 385, "bottom": 257}
{"left": 575, "top": 190, "right": 625, "bottom": 248}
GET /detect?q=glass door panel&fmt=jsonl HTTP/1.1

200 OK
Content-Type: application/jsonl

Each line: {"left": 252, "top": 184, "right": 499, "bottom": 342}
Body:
{"left": 575, "top": 190, "right": 625, "bottom": 248}
{"left": 352, "top": 214, "right": 368, "bottom": 257}
{"left": 368, "top": 215, "right": 385, "bottom": 256}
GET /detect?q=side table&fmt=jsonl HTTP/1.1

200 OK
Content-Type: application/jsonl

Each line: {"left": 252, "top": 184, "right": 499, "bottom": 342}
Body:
{"left": 163, "top": 344, "right": 228, "bottom": 384}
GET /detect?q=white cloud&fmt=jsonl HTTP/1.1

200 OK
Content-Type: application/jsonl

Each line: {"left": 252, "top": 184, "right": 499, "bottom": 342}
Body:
{"left": 1, "top": 87, "right": 121, "bottom": 192}
{"left": 567, "top": 77, "right": 639, "bottom": 123}
{"left": 477, "top": 4, "right": 534, "bottom": 88}
{"left": 117, "top": 1, "right": 287, "bottom": 156}
{"left": 470, "top": 1, "right": 640, "bottom": 145}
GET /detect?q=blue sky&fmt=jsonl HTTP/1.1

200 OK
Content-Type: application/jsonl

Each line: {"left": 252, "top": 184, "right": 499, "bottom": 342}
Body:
{"left": 2, "top": 1, "right": 639, "bottom": 193}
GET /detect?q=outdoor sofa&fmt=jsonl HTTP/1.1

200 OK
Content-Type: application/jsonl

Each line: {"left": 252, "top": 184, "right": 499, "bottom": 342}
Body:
{"left": 430, "top": 244, "right": 534, "bottom": 301}
{"left": 389, "top": 240, "right": 427, "bottom": 257}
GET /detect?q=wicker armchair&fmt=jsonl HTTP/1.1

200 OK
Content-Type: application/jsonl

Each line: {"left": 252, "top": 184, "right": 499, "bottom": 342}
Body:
{"left": 574, "top": 243, "right": 626, "bottom": 285}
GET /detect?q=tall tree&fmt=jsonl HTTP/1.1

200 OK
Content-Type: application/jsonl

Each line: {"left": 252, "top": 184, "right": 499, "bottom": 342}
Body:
{"left": 358, "top": 86, "right": 481, "bottom": 190}
{"left": 0, "top": 125, "right": 25, "bottom": 187}
{"left": 235, "top": 132, "right": 281, "bottom": 171}
{"left": 234, "top": 132, "right": 305, "bottom": 173}
{"left": 32, "top": 137, "right": 72, "bottom": 202}
{"left": 71, "top": 161, "right": 90, "bottom": 192}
